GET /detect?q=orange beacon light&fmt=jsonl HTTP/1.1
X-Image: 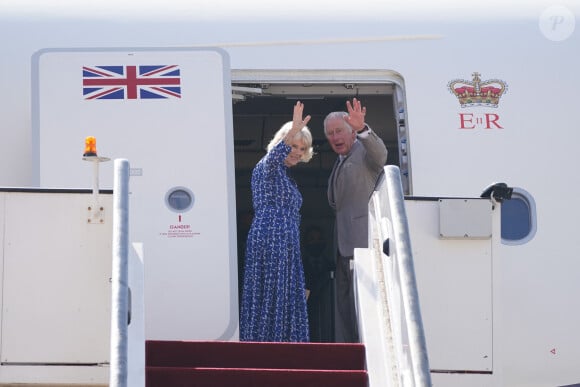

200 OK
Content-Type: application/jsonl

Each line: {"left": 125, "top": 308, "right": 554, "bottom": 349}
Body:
{"left": 83, "top": 136, "right": 97, "bottom": 157}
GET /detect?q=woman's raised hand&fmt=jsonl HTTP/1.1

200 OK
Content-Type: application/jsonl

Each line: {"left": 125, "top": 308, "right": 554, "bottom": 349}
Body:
{"left": 292, "top": 101, "right": 311, "bottom": 132}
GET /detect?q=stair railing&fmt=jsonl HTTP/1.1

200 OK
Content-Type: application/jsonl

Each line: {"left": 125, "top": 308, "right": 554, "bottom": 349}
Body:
{"left": 110, "top": 159, "right": 131, "bottom": 387}
{"left": 354, "top": 165, "right": 431, "bottom": 387}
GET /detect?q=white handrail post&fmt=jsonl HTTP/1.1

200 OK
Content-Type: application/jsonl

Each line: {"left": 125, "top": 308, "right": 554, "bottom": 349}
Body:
{"left": 110, "top": 159, "right": 130, "bottom": 387}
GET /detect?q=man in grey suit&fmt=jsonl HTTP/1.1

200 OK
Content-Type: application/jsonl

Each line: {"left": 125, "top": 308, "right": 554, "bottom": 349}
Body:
{"left": 325, "top": 98, "right": 388, "bottom": 343}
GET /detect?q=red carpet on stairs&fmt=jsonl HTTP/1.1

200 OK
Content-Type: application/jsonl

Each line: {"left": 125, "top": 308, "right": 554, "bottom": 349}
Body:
{"left": 146, "top": 340, "right": 368, "bottom": 387}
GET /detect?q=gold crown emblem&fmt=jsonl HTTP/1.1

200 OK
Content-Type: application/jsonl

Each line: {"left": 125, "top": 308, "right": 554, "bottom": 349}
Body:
{"left": 448, "top": 72, "right": 508, "bottom": 107}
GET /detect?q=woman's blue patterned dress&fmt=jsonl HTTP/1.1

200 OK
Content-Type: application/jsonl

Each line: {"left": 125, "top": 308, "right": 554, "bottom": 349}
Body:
{"left": 240, "top": 141, "right": 309, "bottom": 342}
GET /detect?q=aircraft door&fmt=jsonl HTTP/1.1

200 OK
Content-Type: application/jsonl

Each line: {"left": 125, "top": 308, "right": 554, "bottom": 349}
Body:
{"left": 32, "top": 47, "right": 239, "bottom": 341}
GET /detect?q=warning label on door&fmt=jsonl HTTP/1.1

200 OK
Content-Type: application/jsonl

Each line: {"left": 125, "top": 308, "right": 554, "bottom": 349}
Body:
{"left": 159, "top": 224, "right": 200, "bottom": 238}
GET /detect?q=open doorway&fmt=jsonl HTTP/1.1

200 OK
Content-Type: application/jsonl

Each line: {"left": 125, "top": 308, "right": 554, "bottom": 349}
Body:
{"left": 231, "top": 70, "right": 407, "bottom": 341}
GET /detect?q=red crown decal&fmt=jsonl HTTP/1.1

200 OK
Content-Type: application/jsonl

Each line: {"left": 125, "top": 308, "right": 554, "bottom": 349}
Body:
{"left": 448, "top": 72, "right": 508, "bottom": 108}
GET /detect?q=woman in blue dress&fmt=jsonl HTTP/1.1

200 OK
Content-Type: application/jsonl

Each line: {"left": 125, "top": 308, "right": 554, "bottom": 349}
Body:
{"left": 240, "top": 101, "right": 313, "bottom": 342}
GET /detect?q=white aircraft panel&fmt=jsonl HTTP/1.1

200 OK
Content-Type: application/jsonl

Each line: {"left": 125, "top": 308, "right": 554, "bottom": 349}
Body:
{"left": 1, "top": 191, "right": 112, "bottom": 364}
{"left": 406, "top": 199, "right": 493, "bottom": 372}
{"left": 32, "top": 48, "right": 238, "bottom": 341}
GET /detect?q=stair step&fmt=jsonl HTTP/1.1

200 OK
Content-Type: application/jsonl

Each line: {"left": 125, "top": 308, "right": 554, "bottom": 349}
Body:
{"left": 146, "top": 340, "right": 366, "bottom": 371}
{"left": 146, "top": 366, "right": 369, "bottom": 387}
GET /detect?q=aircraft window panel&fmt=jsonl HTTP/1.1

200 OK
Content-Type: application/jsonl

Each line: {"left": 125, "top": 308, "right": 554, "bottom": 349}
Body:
{"left": 165, "top": 187, "right": 195, "bottom": 213}
{"left": 501, "top": 188, "right": 537, "bottom": 245}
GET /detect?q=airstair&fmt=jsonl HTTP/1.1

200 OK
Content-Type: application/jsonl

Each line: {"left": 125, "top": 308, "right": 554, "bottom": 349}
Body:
{"left": 110, "top": 164, "right": 433, "bottom": 387}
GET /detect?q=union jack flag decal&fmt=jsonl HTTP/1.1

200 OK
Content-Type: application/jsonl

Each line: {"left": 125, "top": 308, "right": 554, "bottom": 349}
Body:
{"left": 82, "top": 65, "right": 181, "bottom": 100}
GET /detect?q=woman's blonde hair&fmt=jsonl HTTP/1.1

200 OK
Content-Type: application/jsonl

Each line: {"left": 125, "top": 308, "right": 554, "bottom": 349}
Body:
{"left": 267, "top": 121, "right": 314, "bottom": 163}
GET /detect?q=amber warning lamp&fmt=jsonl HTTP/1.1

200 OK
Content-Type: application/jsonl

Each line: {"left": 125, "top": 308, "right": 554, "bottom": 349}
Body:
{"left": 83, "top": 136, "right": 98, "bottom": 157}
{"left": 82, "top": 136, "right": 109, "bottom": 162}
{"left": 82, "top": 136, "right": 110, "bottom": 224}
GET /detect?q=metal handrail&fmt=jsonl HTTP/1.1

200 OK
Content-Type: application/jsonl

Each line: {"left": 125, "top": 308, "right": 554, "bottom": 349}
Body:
{"left": 356, "top": 165, "right": 431, "bottom": 386}
{"left": 110, "top": 159, "right": 130, "bottom": 387}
